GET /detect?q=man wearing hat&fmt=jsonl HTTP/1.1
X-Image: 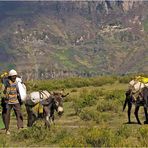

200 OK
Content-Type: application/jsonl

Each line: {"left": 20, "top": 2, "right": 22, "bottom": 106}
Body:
{"left": 3, "top": 69, "right": 23, "bottom": 135}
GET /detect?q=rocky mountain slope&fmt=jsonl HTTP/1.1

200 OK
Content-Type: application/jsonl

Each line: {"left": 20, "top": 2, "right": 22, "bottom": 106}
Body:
{"left": 0, "top": 1, "right": 147, "bottom": 80}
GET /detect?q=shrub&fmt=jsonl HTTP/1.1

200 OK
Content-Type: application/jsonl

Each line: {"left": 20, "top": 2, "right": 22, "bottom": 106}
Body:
{"left": 73, "top": 89, "right": 97, "bottom": 114}
{"left": 118, "top": 75, "right": 132, "bottom": 83}
{"left": 115, "top": 125, "right": 131, "bottom": 138}
{"left": 104, "top": 90, "right": 125, "bottom": 103}
{"left": 13, "top": 125, "right": 49, "bottom": 142}
{"left": 138, "top": 126, "right": 148, "bottom": 146}
{"left": 13, "top": 125, "right": 72, "bottom": 146}
{"left": 59, "top": 136, "right": 87, "bottom": 147}
{"left": 96, "top": 99, "right": 119, "bottom": 113}
{"left": 83, "top": 128, "right": 121, "bottom": 147}
{"left": 0, "top": 137, "right": 8, "bottom": 147}
{"left": 49, "top": 128, "right": 70, "bottom": 144}
{"left": 79, "top": 107, "right": 112, "bottom": 123}
{"left": 26, "top": 76, "right": 117, "bottom": 91}
{"left": 79, "top": 108, "right": 100, "bottom": 121}
{"left": 90, "top": 76, "right": 116, "bottom": 87}
{"left": 91, "top": 89, "right": 104, "bottom": 97}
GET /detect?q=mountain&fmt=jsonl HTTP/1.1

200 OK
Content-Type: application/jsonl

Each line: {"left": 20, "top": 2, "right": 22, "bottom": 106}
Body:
{"left": 0, "top": 1, "right": 147, "bottom": 80}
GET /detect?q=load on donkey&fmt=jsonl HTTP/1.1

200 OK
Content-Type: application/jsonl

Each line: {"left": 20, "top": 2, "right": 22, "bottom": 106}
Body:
{"left": 14, "top": 77, "right": 69, "bottom": 127}
{"left": 123, "top": 76, "right": 148, "bottom": 124}
{"left": 25, "top": 90, "right": 69, "bottom": 127}
{"left": 0, "top": 71, "right": 69, "bottom": 129}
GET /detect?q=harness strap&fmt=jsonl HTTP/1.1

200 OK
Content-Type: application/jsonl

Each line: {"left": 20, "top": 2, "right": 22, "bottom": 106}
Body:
{"left": 39, "top": 91, "right": 44, "bottom": 100}
{"left": 39, "top": 90, "right": 51, "bottom": 100}
{"left": 41, "top": 91, "right": 50, "bottom": 99}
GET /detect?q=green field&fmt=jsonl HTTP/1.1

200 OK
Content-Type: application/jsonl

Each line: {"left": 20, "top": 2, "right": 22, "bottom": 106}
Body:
{"left": 0, "top": 76, "right": 148, "bottom": 147}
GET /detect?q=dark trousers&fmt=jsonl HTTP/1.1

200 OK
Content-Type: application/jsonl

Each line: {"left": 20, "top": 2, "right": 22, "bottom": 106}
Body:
{"left": 5, "top": 103, "right": 23, "bottom": 130}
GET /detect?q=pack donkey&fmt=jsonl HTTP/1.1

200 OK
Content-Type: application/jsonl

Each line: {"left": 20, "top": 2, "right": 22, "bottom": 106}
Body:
{"left": 123, "top": 87, "right": 148, "bottom": 124}
{"left": 25, "top": 90, "right": 69, "bottom": 127}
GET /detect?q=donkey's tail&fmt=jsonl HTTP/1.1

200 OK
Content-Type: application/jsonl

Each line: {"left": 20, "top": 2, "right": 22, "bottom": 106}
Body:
{"left": 123, "top": 97, "right": 128, "bottom": 111}
{"left": 123, "top": 90, "right": 131, "bottom": 111}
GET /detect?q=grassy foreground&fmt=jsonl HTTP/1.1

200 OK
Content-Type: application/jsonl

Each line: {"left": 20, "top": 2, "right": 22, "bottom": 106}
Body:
{"left": 0, "top": 75, "right": 148, "bottom": 147}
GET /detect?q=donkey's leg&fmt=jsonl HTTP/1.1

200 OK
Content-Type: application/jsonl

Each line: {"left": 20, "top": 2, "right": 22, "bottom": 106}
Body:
{"left": 50, "top": 105, "right": 55, "bottom": 125}
{"left": 30, "top": 112, "right": 37, "bottom": 126}
{"left": 45, "top": 114, "right": 50, "bottom": 128}
{"left": 134, "top": 106, "right": 141, "bottom": 124}
{"left": 144, "top": 106, "right": 148, "bottom": 124}
{"left": 43, "top": 106, "right": 50, "bottom": 128}
{"left": 50, "top": 112, "right": 55, "bottom": 125}
{"left": 26, "top": 105, "right": 33, "bottom": 127}
{"left": 26, "top": 105, "right": 37, "bottom": 127}
{"left": 127, "top": 101, "right": 132, "bottom": 123}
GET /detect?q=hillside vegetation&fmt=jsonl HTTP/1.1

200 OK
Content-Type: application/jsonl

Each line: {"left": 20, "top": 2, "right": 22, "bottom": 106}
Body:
{"left": 0, "top": 1, "right": 148, "bottom": 80}
{"left": 0, "top": 75, "right": 148, "bottom": 147}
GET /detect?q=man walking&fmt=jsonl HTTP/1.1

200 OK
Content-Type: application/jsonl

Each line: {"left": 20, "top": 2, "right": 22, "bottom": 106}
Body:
{"left": 3, "top": 69, "right": 23, "bottom": 135}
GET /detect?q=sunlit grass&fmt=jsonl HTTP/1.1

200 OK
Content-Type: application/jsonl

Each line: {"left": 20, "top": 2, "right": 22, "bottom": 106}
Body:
{"left": 0, "top": 75, "right": 147, "bottom": 146}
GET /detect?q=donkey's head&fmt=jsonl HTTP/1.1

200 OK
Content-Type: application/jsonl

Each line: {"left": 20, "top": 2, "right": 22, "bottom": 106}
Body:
{"left": 52, "top": 92, "right": 69, "bottom": 116}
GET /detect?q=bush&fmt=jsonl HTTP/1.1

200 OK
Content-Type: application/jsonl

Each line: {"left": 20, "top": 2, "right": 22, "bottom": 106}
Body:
{"left": 115, "top": 125, "right": 131, "bottom": 138}
{"left": 138, "top": 126, "right": 148, "bottom": 146}
{"left": 83, "top": 128, "right": 121, "bottom": 147}
{"left": 73, "top": 89, "right": 123, "bottom": 122}
{"left": 96, "top": 99, "right": 119, "bottom": 112}
{"left": 13, "top": 125, "right": 72, "bottom": 146}
{"left": 104, "top": 90, "right": 125, "bottom": 103}
{"left": 13, "top": 125, "right": 49, "bottom": 142}
{"left": 79, "top": 107, "right": 112, "bottom": 123}
{"left": 118, "top": 76, "right": 132, "bottom": 84}
{"left": 0, "top": 137, "right": 8, "bottom": 147}
{"left": 79, "top": 108, "right": 100, "bottom": 121}
{"left": 26, "top": 76, "right": 117, "bottom": 91}
{"left": 90, "top": 76, "right": 116, "bottom": 87}
{"left": 73, "top": 89, "right": 97, "bottom": 114}
{"left": 59, "top": 136, "right": 87, "bottom": 147}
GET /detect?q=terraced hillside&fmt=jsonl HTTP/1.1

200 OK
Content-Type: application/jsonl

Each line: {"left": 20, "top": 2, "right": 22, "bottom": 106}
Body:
{"left": 0, "top": 1, "right": 147, "bottom": 80}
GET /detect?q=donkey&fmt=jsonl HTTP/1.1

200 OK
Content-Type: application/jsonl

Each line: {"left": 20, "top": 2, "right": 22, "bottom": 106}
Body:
{"left": 123, "top": 87, "right": 148, "bottom": 124}
{"left": 25, "top": 90, "right": 69, "bottom": 127}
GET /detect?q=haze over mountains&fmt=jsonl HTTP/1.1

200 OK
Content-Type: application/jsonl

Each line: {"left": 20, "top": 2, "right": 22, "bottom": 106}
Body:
{"left": 0, "top": 1, "right": 147, "bottom": 80}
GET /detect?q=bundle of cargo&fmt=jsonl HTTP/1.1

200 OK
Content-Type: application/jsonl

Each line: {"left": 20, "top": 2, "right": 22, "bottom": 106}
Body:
{"left": 16, "top": 77, "right": 27, "bottom": 102}
{"left": 129, "top": 76, "right": 148, "bottom": 101}
{"left": 25, "top": 90, "right": 51, "bottom": 106}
